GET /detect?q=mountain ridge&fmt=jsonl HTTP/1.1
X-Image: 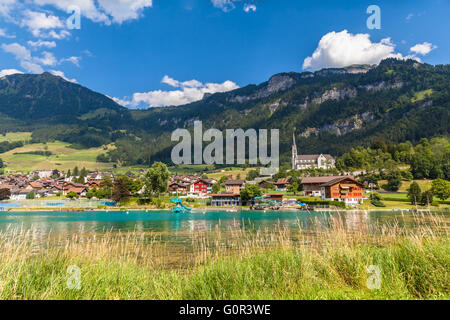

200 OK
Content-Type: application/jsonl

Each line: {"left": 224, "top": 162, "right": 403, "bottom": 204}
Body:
{"left": 0, "top": 58, "right": 448, "bottom": 166}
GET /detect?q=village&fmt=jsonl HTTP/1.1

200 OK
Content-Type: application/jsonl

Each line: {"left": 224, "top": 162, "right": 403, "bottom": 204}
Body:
{"left": 0, "top": 149, "right": 369, "bottom": 210}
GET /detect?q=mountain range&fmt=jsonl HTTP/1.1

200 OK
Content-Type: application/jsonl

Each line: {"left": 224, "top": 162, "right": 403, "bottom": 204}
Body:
{"left": 0, "top": 58, "right": 448, "bottom": 166}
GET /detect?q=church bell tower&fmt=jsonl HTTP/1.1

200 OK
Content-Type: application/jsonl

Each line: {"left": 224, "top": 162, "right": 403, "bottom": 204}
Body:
{"left": 292, "top": 131, "right": 297, "bottom": 170}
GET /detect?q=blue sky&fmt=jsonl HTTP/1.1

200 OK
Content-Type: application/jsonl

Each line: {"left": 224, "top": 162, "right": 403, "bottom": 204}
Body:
{"left": 0, "top": 0, "right": 448, "bottom": 108}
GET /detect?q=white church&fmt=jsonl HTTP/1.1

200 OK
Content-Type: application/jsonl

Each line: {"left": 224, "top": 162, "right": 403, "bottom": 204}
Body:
{"left": 292, "top": 134, "right": 336, "bottom": 170}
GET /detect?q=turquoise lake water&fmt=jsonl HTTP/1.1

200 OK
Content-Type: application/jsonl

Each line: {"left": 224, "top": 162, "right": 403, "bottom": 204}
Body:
{"left": 0, "top": 210, "right": 440, "bottom": 235}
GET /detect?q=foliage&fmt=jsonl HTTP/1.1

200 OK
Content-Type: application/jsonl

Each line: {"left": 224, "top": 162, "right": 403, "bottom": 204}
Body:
{"left": 431, "top": 179, "right": 450, "bottom": 201}
{"left": 287, "top": 181, "right": 302, "bottom": 195}
{"left": 66, "top": 191, "right": 78, "bottom": 199}
{"left": 112, "top": 176, "right": 131, "bottom": 203}
{"left": 0, "top": 188, "right": 10, "bottom": 200}
{"left": 407, "top": 182, "right": 422, "bottom": 205}
{"left": 420, "top": 190, "right": 434, "bottom": 206}
{"left": 26, "top": 192, "right": 35, "bottom": 200}
{"left": 212, "top": 183, "right": 221, "bottom": 194}
{"left": 143, "top": 162, "right": 170, "bottom": 197}
{"left": 337, "top": 138, "right": 449, "bottom": 181}
{"left": 371, "top": 199, "right": 386, "bottom": 207}
{"left": 240, "top": 184, "right": 262, "bottom": 201}
{"left": 383, "top": 170, "right": 402, "bottom": 192}
{"left": 245, "top": 169, "right": 260, "bottom": 181}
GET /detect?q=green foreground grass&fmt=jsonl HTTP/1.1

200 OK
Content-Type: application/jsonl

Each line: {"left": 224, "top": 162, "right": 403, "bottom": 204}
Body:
{"left": 0, "top": 213, "right": 448, "bottom": 300}
{"left": 1, "top": 239, "right": 448, "bottom": 300}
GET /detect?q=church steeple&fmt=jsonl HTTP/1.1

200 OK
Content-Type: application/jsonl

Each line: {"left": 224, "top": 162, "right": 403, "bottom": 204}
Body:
{"left": 292, "top": 130, "right": 297, "bottom": 170}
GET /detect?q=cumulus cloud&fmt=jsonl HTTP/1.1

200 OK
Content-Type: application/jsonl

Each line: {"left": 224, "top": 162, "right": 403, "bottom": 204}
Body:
{"left": 0, "top": 69, "right": 23, "bottom": 78}
{"left": 244, "top": 4, "right": 256, "bottom": 13}
{"left": 115, "top": 75, "right": 239, "bottom": 108}
{"left": 60, "top": 56, "right": 81, "bottom": 66}
{"left": 0, "top": 0, "right": 17, "bottom": 18}
{"left": 49, "top": 70, "right": 77, "bottom": 83}
{"left": 211, "top": 0, "right": 237, "bottom": 12}
{"left": 34, "top": 0, "right": 109, "bottom": 24}
{"left": 19, "top": 60, "right": 44, "bottom": 74}
{"left": 21, "top": 10, "right": 64, "bottom": 37}
{"left": 302, "top": 30, "right": 419, "bottom": 71}
{"left": 27, "top": 40, "right": 57, "bottom": 48}
{"left": 2, "top": 43, "right": 32, "bottom": 61}
{"left": 97, "top": 0, "right": 153, "bottom": 24}
{"left": 34, "top": 51, "right": 58, "bottom": 66}
{"left": 34, "top": 0, "right": 152, "bottom": 25}
{"left": 410, "top": 42, "right": 437, "bottom": 56}
{"left": 1, "top": 42, "right": 59, "bottom": 73}
{"left": 0, "top": 28, "right": 15, "bottom": 38}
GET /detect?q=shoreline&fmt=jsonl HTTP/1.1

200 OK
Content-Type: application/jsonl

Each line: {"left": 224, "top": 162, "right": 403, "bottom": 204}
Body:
{"left": 2, "top": 207, "right": 448, "bottom": 213}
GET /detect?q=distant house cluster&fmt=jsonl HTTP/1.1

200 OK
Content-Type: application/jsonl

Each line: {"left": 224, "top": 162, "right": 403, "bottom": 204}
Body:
{"left": 169, "top": 174, "right": 216, "bottom": 197}
{"left": 0, "top": 170, "right": 112, "bottom": 200}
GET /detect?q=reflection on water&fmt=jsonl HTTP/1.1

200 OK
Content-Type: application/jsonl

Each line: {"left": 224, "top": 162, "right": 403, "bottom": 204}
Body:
{"left": 1, "top": 210, "right": 448, "bottom": 236}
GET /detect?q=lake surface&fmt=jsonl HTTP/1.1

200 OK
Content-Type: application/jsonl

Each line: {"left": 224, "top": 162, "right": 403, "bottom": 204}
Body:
{"left": 0, "top": 210, "right": 446, "bottom": 235}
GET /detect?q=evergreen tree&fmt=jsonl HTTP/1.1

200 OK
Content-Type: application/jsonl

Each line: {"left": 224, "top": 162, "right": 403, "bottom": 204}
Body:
{"left": 112, "top": 176, "right": 131, "bottom": 203}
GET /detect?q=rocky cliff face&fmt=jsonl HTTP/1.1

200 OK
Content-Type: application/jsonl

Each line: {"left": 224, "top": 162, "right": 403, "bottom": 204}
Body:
{"left": 359, "top": 81, "right": 405, "bottom": 91}
{"left": 230, "top": 74, "right": 296, "bottom": 103}
{"left": 301, "top": 112, "right": 375, "bottom": 137}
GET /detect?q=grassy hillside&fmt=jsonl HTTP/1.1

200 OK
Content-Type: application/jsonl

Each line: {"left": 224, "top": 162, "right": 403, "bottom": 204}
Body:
{"left": 0, "top": 141, "right": 113, "bottom": 172}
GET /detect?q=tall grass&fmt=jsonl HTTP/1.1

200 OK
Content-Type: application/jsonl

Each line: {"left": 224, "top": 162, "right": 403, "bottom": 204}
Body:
{"left": 0, "top": 211, "right": 448, "bottom": 300}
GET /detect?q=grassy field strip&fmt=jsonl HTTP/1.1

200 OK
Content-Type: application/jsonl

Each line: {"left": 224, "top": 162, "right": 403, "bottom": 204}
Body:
{"left": 0, "top": 132, "right": 32, "bottom": 143}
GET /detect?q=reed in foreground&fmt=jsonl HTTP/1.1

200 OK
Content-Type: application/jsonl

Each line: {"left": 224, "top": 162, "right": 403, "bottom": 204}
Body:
{"left": 0, "top": 212, "right": 448, "bottom": 300}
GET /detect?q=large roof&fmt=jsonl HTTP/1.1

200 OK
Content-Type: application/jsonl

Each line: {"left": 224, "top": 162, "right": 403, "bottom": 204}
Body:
{"left": 296, "top": 154, "right": 334, "bottom": 161}
{"left": 301, "top": 176, "right": 353, "bottom": 184}
{"left": 320, "top": 177, "right": 364, "bottom": 187}
{"left": 224, "top": 180, "right": 246, "bottom": 185}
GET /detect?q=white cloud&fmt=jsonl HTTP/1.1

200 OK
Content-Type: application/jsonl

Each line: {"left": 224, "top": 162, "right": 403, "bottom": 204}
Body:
{"left": 2, "top": 43, "right": 32, "bottom": 61}
{"left": 211, "top": 0, "right": 237, "bottom": 12}
{"left": 34, "top": 51, "right": 58, "bottom": 66}
{"left": 21, "top": 10, "right": 64, "bottom": 37}
{"left": 0, "top": 69, "right": 23, "bottom": 78}
{"left": 116, "top": 75, "right": 239, "bottom": 108}
{"left": 0, "top": 0, "right": 17, "bottom": 18}
{"left": 302, "top": 30, "right": 418, "bottom": 71}
{"left": 34, "top": 0, "right": 110, "bottom": 24}
{"left": 410, "top": 42, "right": 437, "bottom": 56}
{"left": 61, "top": 56, "right": 81, "bottom": 66}
{"left": 20, "top": 60, "right": 44, "bottom": 74}
{"left": 244, "top": 4, "right": 256, "bottom": 13}
{"left": 0, "top": 28, "right": 15, "bottom": 38}
{"left": 34, "top": 0, "right": 152, "bottom": 25}
{"left": 49, "top": 70, "right": 77, "bottom": 83}
{"left": 1, "top": 42, "right": 58, "bottom": 73}
{"left": 28, "top": 40, "right": 57, "bottom": 48}
{"left": 97, "top": 0, "right": 153, "bottom": 24}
